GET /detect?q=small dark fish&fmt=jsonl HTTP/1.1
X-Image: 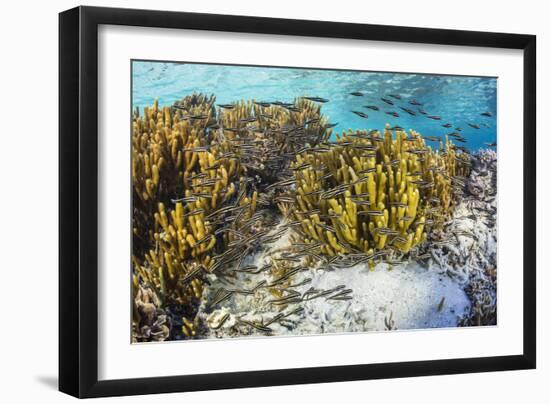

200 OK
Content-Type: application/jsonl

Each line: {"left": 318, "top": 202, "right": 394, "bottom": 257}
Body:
{"left": 437, "top": 297, "right": 446, "bottom": 312}
{"left": 468, "top": 123, "right": 480, "bottom": 129}
{"left": 399, "top": 107, "right": 416, "bottom": 116}
{"left": 350, "top": 192, "right": 371, "bottom": 199}
{"left": 291, "top": 162, "right": 312, "bottom": 171}
{"left": 427, "top": 115, "right": 441, "bottom": 120}
{"left": 218, "top": 104, "right": 235, "bottom": 109}
{"left": 183, "top": 146, "right": 209, "bottom": 153}
{"left": 183, "top": 208, "right": 205, "bottom": 217}
{"left": 381, "top": 98, "right": 394, "bottom": 105}
{"left": 239, "top": 320, "right": 273, "bottom": 334}
{"left": 374, "top": 227, "right": 399, "bottom": 236}
{"left": 418, "top": 109, "right": 428, "bottom": 115}
{"left": 389, "top": 201, "right": 407, "bottom": 208}
{"left": 239, "top": 117, "right": 257, "bottom": 123}
{"left": 388, "top": 125, "right": 404, "bottom": 131}
{"left": 352, "top": 111, "right": 368, "bottom": 118}
{"left": 210, "top": 290, "right": 233, "bottom": 307}
{"left": 210, "top": 313, "right": 230, "bottom": 330}
{"left": 409, "top": 99, "right": 423, "bottom": 106}
{"left": 194, "top": 234, "right": 214, "bottom": 247}
{"left": 481, "top": 111, "right": 493, "bottom": 117}
{"left": 304, "top": 96, "right": 329, "bottom": 103}
{"left": 484, "top": 142, "right": 497, "bottom": 147}
{"left": 455, "top": 127, "right": 463, "bottom": 131}
{"left": 324, "top": 122, "right": 338, "bottom": 128}
{"left": 305, "top": 118, "right": 321, "bottom": 125}
{"left": 388, "top": 94, "right": 401, "bottom": 100}
{"left": 253, "top": 101, "right": 271, "bottom": 107}
{"left": 315, "top": 223, "right": 337, "bottom": 233}
{"left": 350, "top": 92, "right": 364, "bottom": 96}
{"left": 391, "top": 236, "right": 408, "bottom": 244}
{"left": 171, "top": 196, "right": 198, "bottom": 204}
{"left": 365, "top": 105, "right": 380, "bottom": 111}
{"left": 354, "top": 200, "right": 372, "bottom": 206}
{"left": 442, "top": 123, "right": 452, "bottom": 128}
{"left": 192, "top": 192, "right": 212, "bottom": 199}
{"left": 386, "top": 111, "right": 399, "bottom": 117}
{"left": 189, "top": 171, "right": 208, "bottom": 179}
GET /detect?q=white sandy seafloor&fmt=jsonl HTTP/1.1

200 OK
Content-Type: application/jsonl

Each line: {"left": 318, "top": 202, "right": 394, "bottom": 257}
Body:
{"left": 197, "top": 150, "right": 497, "bottom": 337}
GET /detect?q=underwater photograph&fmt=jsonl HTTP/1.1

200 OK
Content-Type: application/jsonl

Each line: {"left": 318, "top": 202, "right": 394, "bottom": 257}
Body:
{"left": 131, "top": 60, "right": 497, "bottom": 343}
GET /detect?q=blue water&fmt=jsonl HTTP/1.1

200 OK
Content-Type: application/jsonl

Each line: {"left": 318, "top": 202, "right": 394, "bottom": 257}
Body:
{"left": 132, "top": 61, "right": 497, "bottom": 151}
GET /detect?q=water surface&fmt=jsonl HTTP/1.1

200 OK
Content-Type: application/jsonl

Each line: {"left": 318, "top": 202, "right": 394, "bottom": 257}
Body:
{"left": 132, "top": 60, "right": 497, "bottom": 151}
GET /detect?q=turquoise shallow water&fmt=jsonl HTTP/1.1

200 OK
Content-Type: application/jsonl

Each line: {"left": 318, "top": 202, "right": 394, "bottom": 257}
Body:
{"left": 132, "top": 60, "right": 497, "bottom": 152}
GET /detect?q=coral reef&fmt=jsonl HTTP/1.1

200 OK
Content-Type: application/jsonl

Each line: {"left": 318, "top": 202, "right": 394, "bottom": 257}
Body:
{"left": 131, "top": 92, "right": 488, "bottom": 342}
{"left": 132, "top": 278, "right": 170, "bottom": 342}
{"left": 279, "top": 126, "right": 471, "bottom": 266}
{"left": 132, "top": 94, "right": 331, "bottom": 341}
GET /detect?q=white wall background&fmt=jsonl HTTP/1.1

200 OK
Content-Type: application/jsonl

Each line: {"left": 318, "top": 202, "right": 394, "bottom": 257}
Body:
{"left": 0, "top": 0, "right": 546, "bottom": 402}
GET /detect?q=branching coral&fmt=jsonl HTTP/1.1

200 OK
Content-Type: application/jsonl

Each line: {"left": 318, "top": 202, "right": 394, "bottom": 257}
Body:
{"left": 132, "top": 94, "right": 331, "bottom": 340}
{"left": 132, "top": 92, "right": 472, "bottom": 341}
{"left": 281, "top": 125, "right": 470, "bottom": 264}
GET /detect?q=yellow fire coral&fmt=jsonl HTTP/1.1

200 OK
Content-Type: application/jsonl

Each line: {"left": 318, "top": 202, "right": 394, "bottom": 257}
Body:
{"left": 132, "top": 94, "right": 331, "bottom": 338}
{"left": 282, "top": 125, "right": 470, "bottom": 261}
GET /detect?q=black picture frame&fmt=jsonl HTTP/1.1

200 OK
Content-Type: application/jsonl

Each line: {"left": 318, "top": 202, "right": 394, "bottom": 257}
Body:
{"left": 59, "top": 6, "right": 536, "bottom": 398}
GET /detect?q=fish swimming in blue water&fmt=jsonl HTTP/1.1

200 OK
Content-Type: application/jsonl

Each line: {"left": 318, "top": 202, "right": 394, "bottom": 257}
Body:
{"left": 468, "top": 123, "right": 480, "bottom": 129}
{"left": 365, "top": 105, "right": 380, "bottom": 111}
{"left": 455, "top": 127, "right": 463, "bottom": 131}
{"left": 253, "top": 101, "right": 271, "bottom": 107}
{"left": 427, "top": 115, "right": 441, "bottom": 120}
{"left": 481, "top": 111, "right": 493, "bottom": 117}
{"left": 350, "top": 92, "right": 364, "bottom": 96}
{"left": 399, "top": 107, "right": 416, "bottom": 116}
{"left": 442, "top": 123, "right": 452, "bottom": 128}
{"left": 303, "top": 96, "right": 329, "bottom": 103}
{"left": 386, "top": 111, "right": 399, "bottom": 117}
{"left": 388, "top": 94, "right": 401, "bottom": 100}
{"left": 409, "top": 99, "right": 423, "bottom": 106}
{"left": 381, "top": 98, "right": 394, "bottom": 105}
{"left": 217, "top": 104, "right": 235, "bottom": 109}
{"left": 418, "top": 109, "right": 428, "bottom": 115}
{"left": 352, "top": 111, "right": 368, "bottom": 118}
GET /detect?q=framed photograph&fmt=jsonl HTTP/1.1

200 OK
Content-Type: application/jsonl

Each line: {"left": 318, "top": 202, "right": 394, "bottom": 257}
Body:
{"left": 59, "top": 6, "right": 536, "bottom": 398}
